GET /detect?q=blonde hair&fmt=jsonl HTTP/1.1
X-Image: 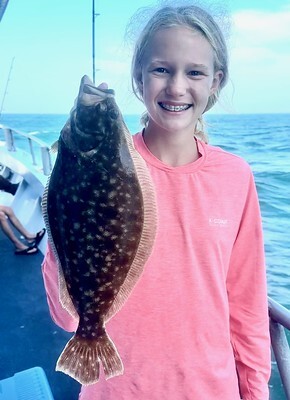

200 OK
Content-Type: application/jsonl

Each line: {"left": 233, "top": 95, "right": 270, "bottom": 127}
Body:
{"left": 128, "top": 4, "right": 229, "bottom": 142}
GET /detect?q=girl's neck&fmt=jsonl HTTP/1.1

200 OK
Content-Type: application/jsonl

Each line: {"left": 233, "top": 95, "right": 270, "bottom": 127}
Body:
{"left": 142, "top": 126, "right": 200, "bottom": 167}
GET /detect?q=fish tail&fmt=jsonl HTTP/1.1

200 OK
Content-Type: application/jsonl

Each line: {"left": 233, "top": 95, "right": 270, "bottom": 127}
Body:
{"left": 56, "top": 333, "right": 124, "bottom": 385}
{"left": 97, "top": 335, "right": 124, "bottom": 380}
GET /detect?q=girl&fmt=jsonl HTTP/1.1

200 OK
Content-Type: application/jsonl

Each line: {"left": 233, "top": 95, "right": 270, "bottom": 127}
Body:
{"left": 42, "top": 4, "right": 271, "bottom": 399}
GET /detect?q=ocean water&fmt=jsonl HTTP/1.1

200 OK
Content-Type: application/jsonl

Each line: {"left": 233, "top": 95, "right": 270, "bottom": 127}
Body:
{"left": 1, "top": 112, "right": 289, "bottom": 399}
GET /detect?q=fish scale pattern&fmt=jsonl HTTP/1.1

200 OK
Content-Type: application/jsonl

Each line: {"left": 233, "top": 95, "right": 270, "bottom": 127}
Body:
{"left": 42, "top": 75, "right": 157, "bottom": 385}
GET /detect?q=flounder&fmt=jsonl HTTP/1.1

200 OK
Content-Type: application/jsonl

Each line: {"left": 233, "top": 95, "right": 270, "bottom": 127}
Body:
{"left": 42, "top": 75, "right": 157, "bottom": 385}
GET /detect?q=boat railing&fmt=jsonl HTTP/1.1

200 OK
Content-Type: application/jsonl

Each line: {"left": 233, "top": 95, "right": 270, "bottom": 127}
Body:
{"left": 268, "top": 296, "right": 290, "bottom": 399}
{"left": 0, "top": 124, "right": 53, "bottom": 176}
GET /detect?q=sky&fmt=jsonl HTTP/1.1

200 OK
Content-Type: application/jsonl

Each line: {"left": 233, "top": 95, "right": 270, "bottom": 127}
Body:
{"left": 0, "top": 0, "right": 290, "bottom": 115}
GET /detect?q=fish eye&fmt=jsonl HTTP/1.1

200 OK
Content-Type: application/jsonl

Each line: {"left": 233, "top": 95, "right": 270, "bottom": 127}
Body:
{"left": 109, "top": 109, "right": 119, "bottom": 120}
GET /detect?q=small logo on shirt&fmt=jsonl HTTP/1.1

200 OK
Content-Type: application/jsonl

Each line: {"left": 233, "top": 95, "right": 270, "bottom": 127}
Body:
{"left": 209, "top": 217, "right": 229, "bottom": 227}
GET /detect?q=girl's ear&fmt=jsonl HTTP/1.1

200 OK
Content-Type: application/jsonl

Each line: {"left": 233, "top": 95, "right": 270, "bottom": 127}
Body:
{"left": 210, "top": 70, "right": 223, "bottom": 95}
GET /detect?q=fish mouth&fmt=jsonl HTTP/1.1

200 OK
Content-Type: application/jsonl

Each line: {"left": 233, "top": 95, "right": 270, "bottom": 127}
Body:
{"left": 158, "top": 102, "right": 192, "bottom": 112}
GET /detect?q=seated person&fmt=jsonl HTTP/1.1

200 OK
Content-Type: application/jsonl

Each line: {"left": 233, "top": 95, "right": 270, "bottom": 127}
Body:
{"left": 0, "top": 205, "right": 45, "bottom": 255}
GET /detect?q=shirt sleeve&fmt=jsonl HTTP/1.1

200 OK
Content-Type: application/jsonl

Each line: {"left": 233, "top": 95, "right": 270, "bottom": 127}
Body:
{"left": 41, "top": 243, "right": 79, "bottom": 332}
{"left": 226, "top": 171, "right": 271, "bottom": 400}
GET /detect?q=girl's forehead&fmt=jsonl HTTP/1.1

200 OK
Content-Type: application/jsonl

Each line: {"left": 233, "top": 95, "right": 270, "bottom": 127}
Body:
{"left": 142, "top": 26, "right": 214, "bottom": 65}
{"left": 149, "top": 25, "right": 202, "bottom": 39}
{"left": 146, "top": 26, "right": 210, "bottom": 50}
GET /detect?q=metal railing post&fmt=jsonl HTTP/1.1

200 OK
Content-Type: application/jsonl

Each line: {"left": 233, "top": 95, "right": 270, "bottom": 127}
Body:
{"left": 270, "top": 319, "right": 290, "bottom": 399}
{"left": 28, "top": 137, "right": 36, "bottom": 165}
{"left": 4, "top": 128, "right": 15, "bottom": 151}
{"left": 41, "top": 147, "right": 52, "bottom": 176}
{"left": 268, "top": 297, "right": 290, "bottom": 399}
{"left": 1, "top": 124, "right": 53, "bottom": 175}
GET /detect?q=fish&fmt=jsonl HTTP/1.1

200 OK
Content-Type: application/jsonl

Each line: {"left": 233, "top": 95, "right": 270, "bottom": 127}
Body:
{"left": 42, "top": 75, "right": 157, "bottom": 385}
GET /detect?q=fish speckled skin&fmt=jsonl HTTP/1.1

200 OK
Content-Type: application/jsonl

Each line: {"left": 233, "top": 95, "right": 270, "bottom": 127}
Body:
{"left": 42, "top": 76, "right": 157, "bottom": 385}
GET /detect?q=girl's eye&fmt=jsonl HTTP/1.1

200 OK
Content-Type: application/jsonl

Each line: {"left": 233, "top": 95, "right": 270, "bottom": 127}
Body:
{"left": 153, "top": 67, "right": 168, "bottom": 74}
{"left": 189, "top": 70, "right": 202, "bottom": 76}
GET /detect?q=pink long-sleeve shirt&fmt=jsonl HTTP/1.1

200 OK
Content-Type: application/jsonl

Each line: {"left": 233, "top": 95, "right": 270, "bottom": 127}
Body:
{"left": 42, "top": 133, "right": 271, "bottom": 400}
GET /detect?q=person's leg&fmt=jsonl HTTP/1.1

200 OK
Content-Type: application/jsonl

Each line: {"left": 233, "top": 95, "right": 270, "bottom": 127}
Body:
{"left": 0, "top": 205, "right": 35, "bottom": 240}
{"left": 0, "top": 210, "right": 27, "bottom": 250}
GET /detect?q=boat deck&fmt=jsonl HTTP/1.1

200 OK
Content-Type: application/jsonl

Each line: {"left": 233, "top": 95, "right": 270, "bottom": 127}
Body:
{"left": 0, "top": 229, "right": 81, "bottom": 400}
{"left": 0, "top": 205, "right": 289, "bottom": 400}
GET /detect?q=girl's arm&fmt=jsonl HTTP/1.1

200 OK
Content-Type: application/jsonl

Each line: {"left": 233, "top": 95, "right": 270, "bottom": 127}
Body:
{"left": 41, "top": 243, "right": 79, "bottom": 332}
{"left": 227, "top": 172, "right": 271, "bottom": 400}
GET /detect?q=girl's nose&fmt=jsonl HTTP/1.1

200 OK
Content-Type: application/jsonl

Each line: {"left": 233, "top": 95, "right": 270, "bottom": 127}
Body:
{"left": 165, "top": 73, "right": 187, "bottom": 97}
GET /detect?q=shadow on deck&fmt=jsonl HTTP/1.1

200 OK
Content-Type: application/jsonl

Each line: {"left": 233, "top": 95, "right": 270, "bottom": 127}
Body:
{"left": 0, "top": 229, "right": 81, "bottom": 400}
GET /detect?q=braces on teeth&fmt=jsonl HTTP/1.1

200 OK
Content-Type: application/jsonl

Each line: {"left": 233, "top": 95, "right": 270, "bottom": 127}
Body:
{"left": 161, "top": 104, "right": 190, "bottom": 111}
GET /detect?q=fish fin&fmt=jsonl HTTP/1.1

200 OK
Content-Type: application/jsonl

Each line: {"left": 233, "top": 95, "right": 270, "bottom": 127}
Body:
{"left": 50, "top": 140, "right": 59, "bottom": 153}
{"left": 58, "top": 266, "right": 79, "bottom": 320}
{"left": 105, "top": 124, "right": 158, "bottom": 322}
{"left": 56, "top": 333, "right": 124, "bottom": 385}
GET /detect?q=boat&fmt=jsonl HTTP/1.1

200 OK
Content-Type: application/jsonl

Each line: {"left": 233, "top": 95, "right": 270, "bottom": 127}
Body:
{"left": 0, "top": 124, "right": 50, "bottom": 254}
{"left": 0, "top": 126, "right": 81, "bottom": 399}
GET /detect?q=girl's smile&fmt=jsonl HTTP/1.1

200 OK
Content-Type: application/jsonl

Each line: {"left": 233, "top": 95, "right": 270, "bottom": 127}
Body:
{"left": 158, "top": 102, "right": 192, "bottom": 112}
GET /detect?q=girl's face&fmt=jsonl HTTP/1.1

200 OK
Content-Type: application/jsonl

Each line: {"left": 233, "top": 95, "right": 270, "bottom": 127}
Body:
{"left": 140, "top": 26, "right": 223, "bottom": 137}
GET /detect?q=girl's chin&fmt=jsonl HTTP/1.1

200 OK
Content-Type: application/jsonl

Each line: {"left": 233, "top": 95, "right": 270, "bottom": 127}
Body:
{"left": 148, "top": 119, "right": 196, "bottom": 135}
